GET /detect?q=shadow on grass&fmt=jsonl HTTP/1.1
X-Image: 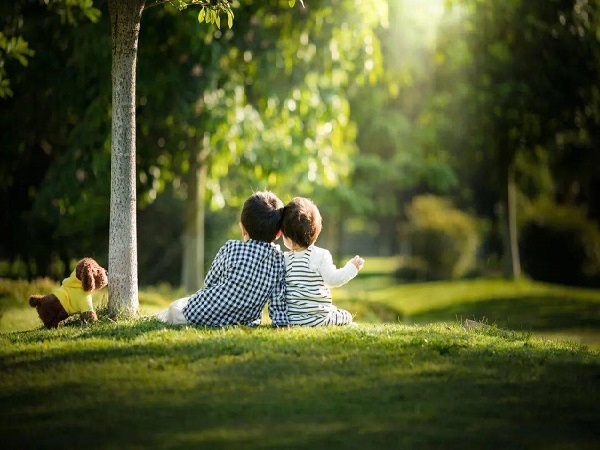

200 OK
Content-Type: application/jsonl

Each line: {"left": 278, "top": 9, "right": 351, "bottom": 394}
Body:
{"left": 2, "top": 328, "right": 599, "bottom": 450}
{"left": 338, "top": 299, "right": 403, "bottom": 323}
{"left": 408, "top": 295, "right": 600, "bottom": 331}
{"left": 0, "top": 318, "right": 241, "bottom": 358}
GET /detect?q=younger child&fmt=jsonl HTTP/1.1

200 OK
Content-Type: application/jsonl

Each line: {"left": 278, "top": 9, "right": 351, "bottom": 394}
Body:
{"left": 156, "top": 191, "right": 289, "bottom": 327}
{"left": 281, "top": 197, "right": 364, "bottom": 326}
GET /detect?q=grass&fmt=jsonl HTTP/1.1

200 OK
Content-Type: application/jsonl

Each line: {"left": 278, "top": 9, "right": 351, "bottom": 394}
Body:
{"left": 1, "top": 266, "right": 600, "bottom": 449}
{"left": 1, "top": 320, "right": 599, "bottom": 449}
{"left": 336, "top": 261, "right": 600, "bottom": 350}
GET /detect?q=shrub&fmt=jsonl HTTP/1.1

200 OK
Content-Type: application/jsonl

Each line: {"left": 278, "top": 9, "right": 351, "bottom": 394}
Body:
{"left": 520, "top": 202, "right": 600, "bottom": 287}
{"left": 394, "top": 257, "right": 428, "bottom": 282}
{"left": 402, "top": 195, "right": 480, "bottom": 280}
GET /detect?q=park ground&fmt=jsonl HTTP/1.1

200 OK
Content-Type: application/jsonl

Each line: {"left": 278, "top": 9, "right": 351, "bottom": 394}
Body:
{"left": 1, "top": 258, "right": 599, "bottom": 449}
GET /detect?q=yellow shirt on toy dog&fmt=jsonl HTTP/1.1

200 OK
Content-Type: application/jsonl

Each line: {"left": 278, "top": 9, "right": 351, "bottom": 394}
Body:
{"left": 53, "top": 270, "right": 94, "bottom": 314}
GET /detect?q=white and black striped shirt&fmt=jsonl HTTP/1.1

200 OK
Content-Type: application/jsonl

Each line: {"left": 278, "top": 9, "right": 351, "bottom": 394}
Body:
{"left": 284, "top": 245, "right": 358, "bottom": 326}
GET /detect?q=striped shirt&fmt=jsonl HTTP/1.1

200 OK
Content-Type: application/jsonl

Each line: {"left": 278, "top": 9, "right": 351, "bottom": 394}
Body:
{"left": 182, "top": 239, "right": 288, "bottom": 327}
{"left": 284, "top": 245, "right": 358, "bottom": 326}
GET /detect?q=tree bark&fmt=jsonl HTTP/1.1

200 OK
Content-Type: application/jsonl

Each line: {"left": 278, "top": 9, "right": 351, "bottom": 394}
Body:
{"left": 500, "top": 162, "right": 522, "bottom": 279}
{"left": 324, "top": 210, "right": 343, "bottom": 263}
{"left": 181, "top": 148, "right": 208, "bottom": 292}
{"left": 107, "top": 0, "right": 145, "bottom": 318}
{"left": 378, "top": 216, "right": 399, "bottom": 256}
{"left": 507, "top": 162, "right": 522, "bottom": 278}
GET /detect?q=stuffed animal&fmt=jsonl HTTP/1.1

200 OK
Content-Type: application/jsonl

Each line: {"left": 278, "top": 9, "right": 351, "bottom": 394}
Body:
{"left": 29, "top": 257, "right": 108, "bottom": 328}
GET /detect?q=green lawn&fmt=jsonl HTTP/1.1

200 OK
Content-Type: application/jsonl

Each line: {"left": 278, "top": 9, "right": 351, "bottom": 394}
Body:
{"left": 1, "top": 321, "right": 599, "bottom": 449}
{"left": 336, "top": 259, "right": 600, "bottom": 350}
{"left": 1, "top": 271, "right": 600, "bottom": 449}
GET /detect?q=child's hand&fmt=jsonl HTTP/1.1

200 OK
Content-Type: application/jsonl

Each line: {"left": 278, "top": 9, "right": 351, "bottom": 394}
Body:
{"left": 349, "top": 255, "right": 365, "bottom": 271}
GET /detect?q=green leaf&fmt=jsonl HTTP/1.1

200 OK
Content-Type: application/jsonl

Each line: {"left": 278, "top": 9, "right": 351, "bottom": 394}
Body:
{"left": 216, "top": 13, "right": 221, "bottom": 29}
{"left": 227, "top": 11, "right": 233, "bottom": 28}
{"left": 0, "top": 77, "right": 13, "bottom": 98}
{"left": 198, "top": 8, "right": 205, "bottom": 23}
{"left": 14, "top": 54, "right": 29, "bottom": 66}
{"left": 289, "top": 0, "right": 296, "bottom": 7}
{"left": 83, "top": 8, "right": 101, "bottom": 23}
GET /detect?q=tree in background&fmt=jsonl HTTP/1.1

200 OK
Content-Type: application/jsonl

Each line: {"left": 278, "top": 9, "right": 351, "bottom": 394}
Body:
{"left": 0, "top": 0, "right": 100, "bottom": 98}
{"left": 145, "top": 1, "right": 387, "bottom": 290}
{"left": 0, "top": 1, "right": 108, "bottom": 278}
{"left": 3, "top": 0, "right": 599, "bottom": 290}
{"left": 1, "top": 0, "right": 385, "bottom": 297}
{"left": 2, "top": 0, "right": 266, "bottom": 316}
{"left": 349, "top": 0, "right": 457, "bottom": 257}
{"left": 436, "top": 0, "right": 600, "bottom": 278}
{"left": 113, "top": 0, "right": 385, "bottom": 291}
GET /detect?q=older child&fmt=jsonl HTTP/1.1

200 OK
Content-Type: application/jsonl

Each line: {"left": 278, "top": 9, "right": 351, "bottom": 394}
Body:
{"left": 156, "top": 191, "right": 289, "bottom": 327}
{"left": 281, "top": 197, "right": 364, "bottom": 326}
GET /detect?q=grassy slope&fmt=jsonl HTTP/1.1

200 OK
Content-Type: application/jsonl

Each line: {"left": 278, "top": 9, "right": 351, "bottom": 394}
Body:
{"left": 335, "top": 257, "right": 600, "bottom": 349}
{"left": 1, "top": 321, "right": 599, "bottom": 449}
{"left": 1, "top": 265, "right": 600, "bottom": 448}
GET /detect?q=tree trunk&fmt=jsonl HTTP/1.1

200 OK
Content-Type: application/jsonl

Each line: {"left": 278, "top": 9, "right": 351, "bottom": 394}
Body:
{"left": 181, "top": 149, "right": 208, "bottom": 292}
{"left": 107, "top": 0, "right": 145, "bottom": 318}
{"left": 501, "top": 162, "right": 522, "bottom": 279}
{"left": 507, "top": 163, "right": 522, "bottom": 278}
{"left": 378, "top": 216, "right": 399, "bottom": 256}
{"left": 324, "top": 210, "right": 343, "bottom": 263}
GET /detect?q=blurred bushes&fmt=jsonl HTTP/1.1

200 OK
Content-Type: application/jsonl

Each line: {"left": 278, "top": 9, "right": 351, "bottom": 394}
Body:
{"left": 520, "top": 202, "right": 600, "bottom": 287}
{"left": 0, "top": 278, "right": 59, "bottom": 306}
{"left": 394, "top": 257, "right": 428, "bottom": 282}
{"left": 398, "top": 195, "right": 480, "bottom": 281}
{"left": 0, "top": 255, "right": 75, "bottom": 280}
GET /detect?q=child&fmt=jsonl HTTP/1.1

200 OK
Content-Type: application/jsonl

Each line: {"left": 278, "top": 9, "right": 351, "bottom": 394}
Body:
{"left": 281, "top": 197, "right": 364, "bottom": 326}
{"left": 156, "top": 191, "right": 289, "bottom": 327}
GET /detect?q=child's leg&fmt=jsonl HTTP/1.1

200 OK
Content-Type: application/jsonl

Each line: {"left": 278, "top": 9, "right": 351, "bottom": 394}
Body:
{"left": 156, "top": 297, "right": 191, "bottom": 325}
{"left": 323, "top": 307, "right": 354, "bottom": 326}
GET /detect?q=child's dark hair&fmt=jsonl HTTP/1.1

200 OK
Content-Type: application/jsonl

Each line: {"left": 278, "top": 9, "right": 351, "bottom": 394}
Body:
{"left": 282, "top": 197, "right": 322, "bottom": 248}
{"left": 240, "top": 191, "right": 284, "bottom": 242}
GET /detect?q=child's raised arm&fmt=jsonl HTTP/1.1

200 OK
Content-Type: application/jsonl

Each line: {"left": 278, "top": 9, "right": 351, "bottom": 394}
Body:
{"left": 314, "top": 249, "right": 364, "bottom": 288}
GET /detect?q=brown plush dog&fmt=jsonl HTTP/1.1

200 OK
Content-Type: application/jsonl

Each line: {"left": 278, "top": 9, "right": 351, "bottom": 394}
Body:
{"left": 29, "top": 257, "right": 108, "bottom": 328}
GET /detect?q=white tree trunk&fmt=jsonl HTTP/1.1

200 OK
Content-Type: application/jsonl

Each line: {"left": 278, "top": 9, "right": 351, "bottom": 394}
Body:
{"left": 107, "top": 0, "right": 145, "bottom": 318}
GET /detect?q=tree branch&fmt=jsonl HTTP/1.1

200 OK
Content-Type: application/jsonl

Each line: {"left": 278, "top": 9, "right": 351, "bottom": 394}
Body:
{"left": 143, "top": 1, "right": 172, "bottom": 11}
{"left": 143, "top": 1, "right": 224, "bottom": 12}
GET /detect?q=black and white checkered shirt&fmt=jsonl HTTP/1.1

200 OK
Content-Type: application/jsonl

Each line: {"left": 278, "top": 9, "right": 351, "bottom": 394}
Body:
{"left": 182, "top": 239, "right": 288, "bottom": 327}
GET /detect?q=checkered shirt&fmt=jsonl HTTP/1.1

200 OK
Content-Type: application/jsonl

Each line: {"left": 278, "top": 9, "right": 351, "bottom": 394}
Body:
{"left": 183, "top": 239, "right": 289, "bottom": 327}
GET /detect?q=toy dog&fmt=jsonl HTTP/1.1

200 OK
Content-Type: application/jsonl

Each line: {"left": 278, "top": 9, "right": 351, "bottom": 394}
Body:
{"left": 29, "top": 257, "right": 108, "bottom": 328}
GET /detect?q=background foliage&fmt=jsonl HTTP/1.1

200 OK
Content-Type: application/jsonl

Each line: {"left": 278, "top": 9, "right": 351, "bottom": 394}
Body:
{"left": 0, "top": 0, "right": 599, "bottom": 288}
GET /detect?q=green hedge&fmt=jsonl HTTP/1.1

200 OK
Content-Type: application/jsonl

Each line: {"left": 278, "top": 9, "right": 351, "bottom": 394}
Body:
{"left": 401, "top": 195, "right": 480, "bottom": 281}
{"left": 520, "top": 202, "right": 600, "bottom": 287}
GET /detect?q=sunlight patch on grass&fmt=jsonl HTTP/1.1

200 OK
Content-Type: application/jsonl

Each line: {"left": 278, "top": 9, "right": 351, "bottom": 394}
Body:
{"left": 363, "top": 278, "right": 600, "bottom": 316}
{"left": 3, "top": 274, "right": 600, "bottom": 352}
{"left": 356, "top": 256, "right": 403, "bottom": 275}
{"left": 535, "top": 328, "right": 600, "bottom": 351}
